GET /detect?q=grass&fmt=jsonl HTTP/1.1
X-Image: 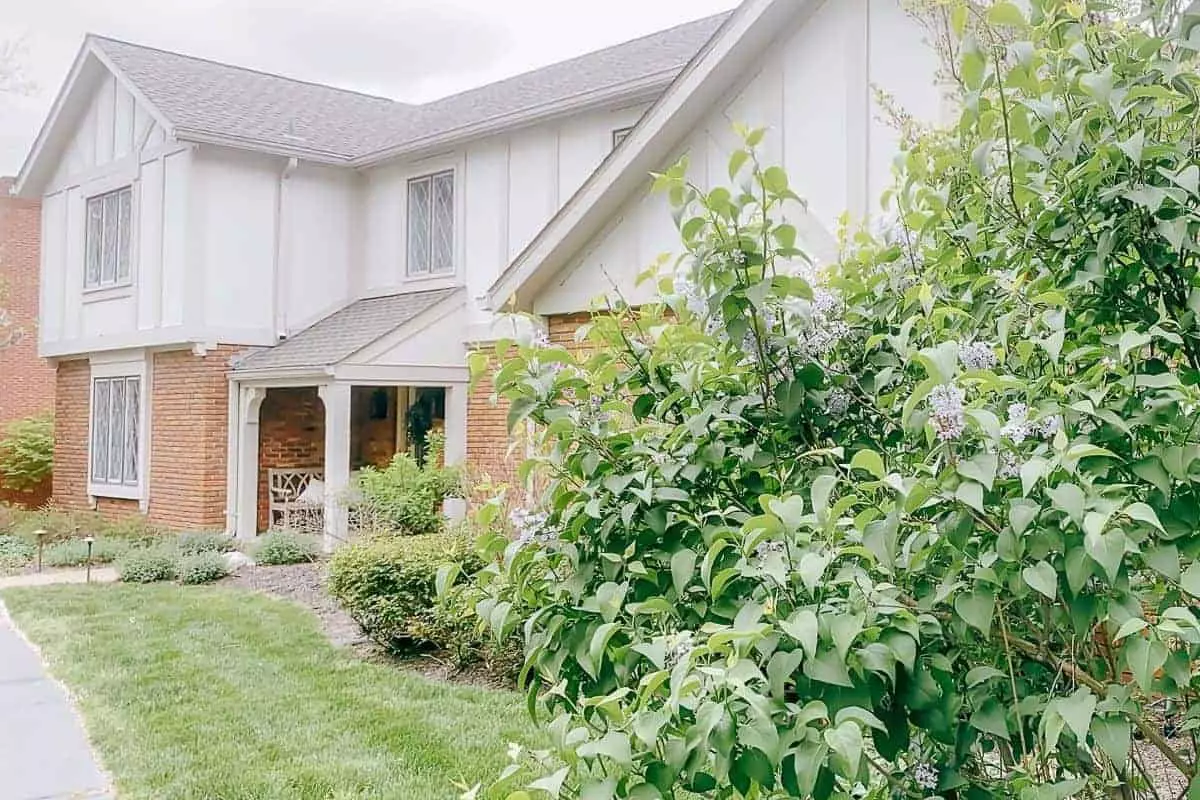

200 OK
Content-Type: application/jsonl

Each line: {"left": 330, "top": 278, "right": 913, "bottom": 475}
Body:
{"left": 2, "top": 585, "right": 541, "bottom": 800}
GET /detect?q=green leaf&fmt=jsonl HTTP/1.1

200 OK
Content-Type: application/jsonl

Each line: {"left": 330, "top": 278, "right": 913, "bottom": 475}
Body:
{"left": 1021, "top": 457, "right": 1051, "bottom": 497}
{"left": 1112, "top": 617, "right": 1148, "bottom": 642}
{"left": 811, "top": 474, "right": 837, "bottom": 521}
{"left": 767, "top": 495, "right": 806, "bottom": 529}
{"left": 1048, "top": 483, "right": 1086, "bottom": 526}
{"left": 529, "top": 768, "right": 571, "bottom": 798}
{"left": 958, "top": 452, "right": 998, "bottom": 492}
{"left": 805, "top": 648, "right": 853, "bottom": 688}
{"left": 1117, "top": 129, "right": 1145, "bottom": 163}
{"left": 762, "top": 166, "right": 789, "bottom": 195}
{"left": 955, "top": 588, "right": 996, "bottom": 636}
{"left": 1056, "top": 687, "right": 1097, "bottom": 742}
{"left": 1092, "top": 716, "right": 1132, "bottom": 769}
{"left": 1124, "top": 635, "right": 1168, "bottom": 692}
{"left": 823, "top": 720, "right": 864, "bottom": 777}
{"left": 578, "top": 731, "right": 633, "bottom": 767}
{"left": 797, "top": 551, "right": 832, "bottom": 594}
{"left": 728, "top": 150, "right": 751, "bottom": 180}
{"left": 987, "top": 1, "right": 1026, "bottom": 27}
{"left": 1022, "top": 561, "right": 1058, "bottom": 600}
{"left": 956, "top": 481, "right": 986, "bottom": 514}
{"left": 781, "top": 609, "right": 819, "bottom": 659}
{"left": 1181, "top": 562, "right": 1200, "bottom": 597}
{"left": 670, "top": 549, "right": 697, "bottom": 596}
{"left": 849, "top": 449, "right": 885, "bottom": 480}
{"left": 829, "top": 613, "right": 865, "bottom": 661}
{"left": 1122, "top": 502, "right": 1165, "bottom": 532}
{"left": 970, "top": 699, "right": 1010, "bottom": 740}
{"left": 1118, "top": 330, "right": 1151, "bottom": 360}
{"left": 965, "top": 666, "right": 1006, "bottom": 687}
{"left": 1009, "top": 499, "right": 1040, "bottom": 536}
{"left": 1085, "top": 530, "right": 1126, "bottom": 583}
{"left": 1144, "top": 544, "right": 1180, "bottom": 581}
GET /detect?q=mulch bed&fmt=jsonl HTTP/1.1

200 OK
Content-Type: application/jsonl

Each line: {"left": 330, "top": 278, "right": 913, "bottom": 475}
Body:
{"left": 220, "top": 561, "right": 510, "bottom": 689}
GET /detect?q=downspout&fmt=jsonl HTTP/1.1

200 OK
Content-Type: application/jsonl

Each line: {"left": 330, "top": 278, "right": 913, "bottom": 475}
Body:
{"left": 273, "top": 157, "right": 299, "bottom": 340}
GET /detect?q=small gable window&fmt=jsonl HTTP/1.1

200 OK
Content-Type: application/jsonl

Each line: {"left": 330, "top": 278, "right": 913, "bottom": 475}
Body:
{"left": 407, "top": 170, "right": 455, "bottom": 276}
{"left": 612, "top": 126, "right": 635, "bottom": 149}
{"left": 85, "top": 186, "right": 133, "bottom": 289}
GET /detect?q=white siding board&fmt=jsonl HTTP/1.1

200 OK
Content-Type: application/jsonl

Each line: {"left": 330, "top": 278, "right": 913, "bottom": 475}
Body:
{"left": 113, "top": 84, "right": 135, "bottom": 159}
{"left": 464, "top": 140, "right": 509, "bottom": 323}
{"left": 160, "top": 150, "right": 188, "bottom": 328}
{"left": 39, "top": 193, "right": 66, "bottom": 345}
{"left": 507, "top": 128, "right": 559, "bottom": 262}
{"left": 93, "top": 74, "right": 115, "bottom": 167}
{"left": 136, "top": 158, "right": 164, "bottom": 330}
{"left": 284, "top": 165, "right": 355, "bottom": 331}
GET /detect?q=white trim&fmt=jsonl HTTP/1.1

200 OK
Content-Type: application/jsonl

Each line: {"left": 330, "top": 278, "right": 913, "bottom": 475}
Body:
{"left": 483, "top": 0, "right": 809, "bottom": 310}
{"left": 15, "top": 39, "right": 176, "bottom": 197}
{"left": 87, "top": 352, "right": 149, "bottom": 503}
{"left": 332, "top": 364, "right": 469, "bottom": 385}
{"left": 40, "top": 327, "right": 276, "bottom": 359}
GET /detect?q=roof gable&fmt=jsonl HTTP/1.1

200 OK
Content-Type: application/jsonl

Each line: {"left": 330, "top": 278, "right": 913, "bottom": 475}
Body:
{"left": 231, "top": 288, "right": 460, "bottom": 375}
{"left": 483, "top": 0, "right": 814, "bottom": 310}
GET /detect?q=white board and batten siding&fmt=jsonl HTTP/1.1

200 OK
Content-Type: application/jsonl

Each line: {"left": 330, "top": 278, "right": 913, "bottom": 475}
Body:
{"left": 533, "top": 0, "right": 944, "bottom": 316}
{"left": 39, "top": 67, "right": 191, "bottom": 357}
{"left": 358, "top": 103, "right": 652, "bottom": 328}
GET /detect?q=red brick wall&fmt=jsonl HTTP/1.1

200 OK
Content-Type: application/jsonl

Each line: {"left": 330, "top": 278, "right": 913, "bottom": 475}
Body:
{"left": 0, "top": 177, "right": 55, "bottom": 507}
{"left": 0, "top": 177, "right": 53, "bottom": 427}
{"left": 257, "top": 387, "right": 324, "bottom": 532}
{"left": 465, "top": 313, "right": 592, "bottom": 494}
{"left": 53, "top": 347, "right": 239, "bottom": 530}
{"left": 147, "top": 346, "right": 239, "bottom": 530}
{"left": 52, "top": 359, "right": 90, "bottom": 511}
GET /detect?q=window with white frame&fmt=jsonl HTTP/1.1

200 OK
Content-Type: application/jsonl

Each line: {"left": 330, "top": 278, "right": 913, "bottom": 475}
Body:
{"left": 406, "top": 170, "right": 454, "bottom": 276}
{"left": 85, "top": 186, "right": 133, "bottom": 289}
{"left": 90, "top": 376, "right": 142, "bottom": 488}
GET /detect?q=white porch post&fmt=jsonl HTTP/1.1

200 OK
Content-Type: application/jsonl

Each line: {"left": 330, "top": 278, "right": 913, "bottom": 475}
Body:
{"left": 234, "top": 386, "right": 266, "bottom": 541}
{"left": 318, "top": 383, "right": 352, "bottom": 551}
{"left": 443, "top": 382, "right": 468, "bottom": 521}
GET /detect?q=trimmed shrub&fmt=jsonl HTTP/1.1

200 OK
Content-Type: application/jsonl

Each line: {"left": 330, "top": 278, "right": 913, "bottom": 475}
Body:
{"left": 177, "top": 551, "right": 230, "bottom": 585}
{"left": 354, "top": 434, "right": 462, "bottom": 536}
{"left": 327, "top": 532, "right": 481, "bottom": 654}
{"left": 254, "top": 530, "right": 319, "bottom": 566}
{"left": 177, "top": 532, "right": 235, "bottom": 556}
{"left": 0, "top": 534, "right": 34, "bottom": 571}
{"left": 42, "top": 538, "right": 128, "bottom": 567}
{"left": 117, "top": 547, "right": 178, "bottom": 584}
{"left": 100, "top": 515, "right": 164, "bottom": 545}
{"left": 0, "top": 414, "right": 53, "bottom": 492}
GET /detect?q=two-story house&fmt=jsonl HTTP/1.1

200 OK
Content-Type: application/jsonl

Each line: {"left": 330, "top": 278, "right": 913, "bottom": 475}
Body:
{"left": 14, "top": 0, "right": 941, "bottom": 547}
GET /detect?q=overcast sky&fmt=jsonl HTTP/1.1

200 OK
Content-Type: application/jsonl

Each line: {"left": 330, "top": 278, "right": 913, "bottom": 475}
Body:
{"left": 0, "top": 0, "right": 737, "bottom": 175}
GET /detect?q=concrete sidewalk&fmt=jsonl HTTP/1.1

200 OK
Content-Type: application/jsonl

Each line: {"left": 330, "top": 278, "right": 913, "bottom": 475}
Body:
{"left": 0, "top": 567, "right": 119, "bottom": 590}
{"left": 0, "top": 600, "right": 113, "bottom": 800}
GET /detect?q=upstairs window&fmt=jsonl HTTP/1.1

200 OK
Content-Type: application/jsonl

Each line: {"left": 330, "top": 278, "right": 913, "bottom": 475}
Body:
{"left": 90, "top": 375, "right": 142, "bottom": 489}
{"left": 85, "top": 186, "right": 132, "bottom": 289}
{"left": 407, "top": 170, "right": 455, "bottom": 276}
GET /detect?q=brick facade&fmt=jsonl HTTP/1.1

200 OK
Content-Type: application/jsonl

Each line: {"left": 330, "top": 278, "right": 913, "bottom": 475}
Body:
{"left": 52, "top": 347, "right": 238, "bottom": 530}
{"left": 148, "top": 346, "right": 240, "bottom": 530}
{"left": 465, "top": 313, "right": 592, "bottom": 492}
{"left": 0, "top": 177, "right": 55, "bottom": 507}
{"left": 256, "top": 387, "right": 325, "bottom": 532}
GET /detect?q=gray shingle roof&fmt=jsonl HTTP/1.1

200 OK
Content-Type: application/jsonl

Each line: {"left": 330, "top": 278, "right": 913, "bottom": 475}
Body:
{"left": 232, "top": 288, "right": 459, "bottom": 373}
{"left": 90, "top": 11, "right": 730, "bottom": 161}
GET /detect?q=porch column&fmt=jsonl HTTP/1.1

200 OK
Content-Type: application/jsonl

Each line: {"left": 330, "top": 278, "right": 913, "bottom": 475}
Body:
{"left": 443, "top": 382, "right": 468, "bottom": 521}
{"left": 234, "top": 386, "right": 266, "bottom": 541}
{"left": 318, "top": 383, "right": 352, "bottom": 551}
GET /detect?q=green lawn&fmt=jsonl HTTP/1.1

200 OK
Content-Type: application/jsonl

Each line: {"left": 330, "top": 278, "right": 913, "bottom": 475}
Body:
{"left": 2, "top": 585, "right": 540, "bottom": 800}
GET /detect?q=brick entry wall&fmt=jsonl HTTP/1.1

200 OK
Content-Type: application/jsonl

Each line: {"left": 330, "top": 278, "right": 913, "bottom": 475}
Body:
{"left": 257, "top": 387, "right": 324, "bottom": 532}
{"left": 0, "top": 177, "right": 54, "bottom": 507}
{"left": 52, "top": 347, "right": 239, "bottom": 529}
{"left": 465, "top": 313, "right": 591, "bottom": 494}
{"left": 148, "top": 346, "right": 239, "bottom": 529}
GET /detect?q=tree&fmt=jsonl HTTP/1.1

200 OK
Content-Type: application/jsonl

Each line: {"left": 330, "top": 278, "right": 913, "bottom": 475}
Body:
{"left": 450, "top": 1, "right": 1200, "bottom": 798}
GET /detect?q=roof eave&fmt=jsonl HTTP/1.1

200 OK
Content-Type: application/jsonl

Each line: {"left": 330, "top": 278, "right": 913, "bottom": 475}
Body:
{"left": 353, "top": 69, "right": 680, "bottom": 168}
{"left": 173, "top": 127, "right": 357, "bottom": 165}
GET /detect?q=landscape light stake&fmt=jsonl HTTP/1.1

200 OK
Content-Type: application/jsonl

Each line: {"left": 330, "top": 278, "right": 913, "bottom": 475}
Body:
{"left": 34, "top": 529, "right": 47, "bottom": 572}
{"left": 84, "top": 535, "right": 95, "bottom": 584}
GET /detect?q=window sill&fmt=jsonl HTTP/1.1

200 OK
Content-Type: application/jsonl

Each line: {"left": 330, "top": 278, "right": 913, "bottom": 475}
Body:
{"left": 82, "top": 284, "right": 134, "bottom": 304}
{"left": 401, "top": 272, "right": 459, "bottom": 287}
{"left": 88, "top": 483, "right": 142, "bottom": 501}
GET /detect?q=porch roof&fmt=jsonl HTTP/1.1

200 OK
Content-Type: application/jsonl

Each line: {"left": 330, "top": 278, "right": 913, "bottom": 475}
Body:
{"left": 232, "top": 288, "right": 459, "bottom": 375}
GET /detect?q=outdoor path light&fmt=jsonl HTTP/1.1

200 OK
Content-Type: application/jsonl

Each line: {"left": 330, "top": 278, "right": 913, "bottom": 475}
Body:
{"left": 84, "top": 535, "right": 95, "bottom": 583}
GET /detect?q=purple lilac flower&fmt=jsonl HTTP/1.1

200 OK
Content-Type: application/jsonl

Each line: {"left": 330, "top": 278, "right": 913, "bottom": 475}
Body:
{"left": 928, "top": 384, "right": 966, "bottom": 441}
